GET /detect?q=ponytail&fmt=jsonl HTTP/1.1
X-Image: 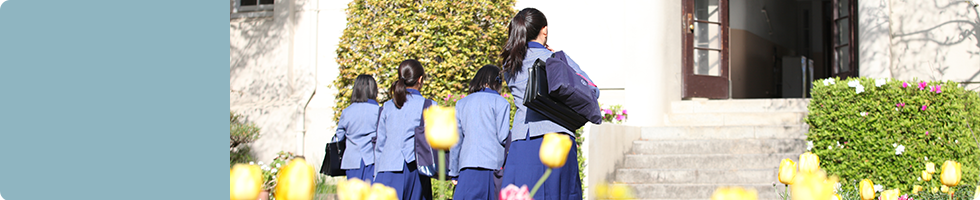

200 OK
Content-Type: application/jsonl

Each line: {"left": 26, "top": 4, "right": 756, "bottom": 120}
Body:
{"left": 500, "top": 8, "right": 547, "bottom": 76}
{"left": 391, "top": 59, "right": 425, "bottom": 109}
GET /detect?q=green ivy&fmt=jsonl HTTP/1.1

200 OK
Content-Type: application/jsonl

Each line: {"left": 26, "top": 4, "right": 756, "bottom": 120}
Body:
{"left": 333, "top": 0, "right": 516, "bottom": 122}
{"left": 806, "top": 77, "right": 980, "bottom": 192}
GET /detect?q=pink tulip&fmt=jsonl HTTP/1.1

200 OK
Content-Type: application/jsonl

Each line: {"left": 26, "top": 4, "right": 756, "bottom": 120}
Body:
{"left": 500, "top": 184, "right": 531, "bottom": 200}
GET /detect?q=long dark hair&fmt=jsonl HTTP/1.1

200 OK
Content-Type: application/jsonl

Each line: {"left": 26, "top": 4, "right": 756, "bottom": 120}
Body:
{"left": 351, "top": 74, "right": 378, "bottom": 103}
{"left": 500, "top": 8, "right": 547, "bottom": 76}
{"left": 390, "top": 59, "right": 425, "bottom": 109}
{"left": 468, "top": 65, "right": 503, "bottom": 94}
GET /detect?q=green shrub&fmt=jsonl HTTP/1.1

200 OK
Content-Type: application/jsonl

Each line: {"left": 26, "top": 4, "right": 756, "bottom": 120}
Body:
{"left": 231, "top": 112, "right": 261, "bottom": 166}
{"left": 333, "top": 0, "right": 516, "bottom": 121}
{"left": 806, "top": 77, "right": 980, "bottom": 192}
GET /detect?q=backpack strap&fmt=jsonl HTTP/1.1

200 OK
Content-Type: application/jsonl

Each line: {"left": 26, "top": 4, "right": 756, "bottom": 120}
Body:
{"left": 372, "top": 106, "right": 383, "bottom": 149}
{"left": 418, "top": 99, "right": 432, "bottom": 127}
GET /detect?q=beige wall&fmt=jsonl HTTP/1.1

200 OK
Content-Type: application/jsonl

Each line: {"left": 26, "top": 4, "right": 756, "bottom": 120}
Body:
{"left": 230, "top": 0, "right": 347, "bottom": 165}
{"left": 884, "top": 0, "right": 980, "bottom": 90}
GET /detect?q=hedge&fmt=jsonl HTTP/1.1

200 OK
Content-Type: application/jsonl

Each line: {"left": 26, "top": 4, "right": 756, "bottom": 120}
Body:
{"left": 806, "top": 77, "right": 980, "bottom": 192}
{"left": 333, "top": 0, "right": 516, "bottom": 122}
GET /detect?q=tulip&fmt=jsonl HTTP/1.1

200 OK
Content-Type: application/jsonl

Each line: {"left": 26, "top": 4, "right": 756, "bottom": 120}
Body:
{"left": 926, "top": 162, "right": 936, "bottom": 174}
{"left": 336, "top": 178, "right": 371, "bottom": 200}
{"left": 275, "top": 158, "right": 315, "bottom": 200}
{"left": 941, "top": 160, "right": 962, "bottom": 187}
{"left": 423, "top": 105, "right": 458, "bottom": 150}
{"left": 833, "top": 194, "right": 842, "bottom": 200}
{"left": 932, "top": 187, "right": 939, "bottom": 193}
{"left": 778, "top": 159, "right": 797, "bottom": 185}
{"left": 595, "top": 182, "right": 635, "bottom": 199}
{"left": 529, "top": 133, "right": 574, "bottom": 197}
{"left": 364, "top": 183, "right": 398, "bottom": 200}
{"left": 973, "top": 186, "right": 979, "bottom": 200}
{"left": 539, "top": 133, "right": 573, "bottom": 168}
{"left": 790, "top": 170, "right": 838, "bottom": 200}
{"left": 941, "top": 185, "right": 949, "bottom": 193}
{"left": 860, "top": 179, "right": 875, "bottom": 200}
{"left": 912, "top": 185, "right": 922, "bottom": 195}
{"left": 799, "top": 152, "right": 820, "bottom": 173}
{"left": 711, "top": 187, "right": 758, "bottom": 200}
{"left": 231, "top": 164, "right": 263, "bottom": 200}
{"left": 922, "top": 170, "right": 933, "bottom": 181}
{"left": 500, "top": 184, "right": 532, "bottom": 200}
{"left": 880, "top": 189, "right": 900, "bottom": 200}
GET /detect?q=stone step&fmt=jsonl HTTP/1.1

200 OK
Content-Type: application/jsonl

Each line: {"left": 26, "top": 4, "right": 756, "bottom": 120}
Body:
{"left": 671, "top": 99, "right": 810, "bottom": 113}
{"left": 615, "top": 168, "right": 777, "bottom": 184}
{"left": 640, "top": 125, "right": 807, "bottom": 140}
{"left": 666, "top": 112, "right": 807, "bottom": 126}
{"left": 630, "top": 184, "right": 781, "bottom": 199}
{"left": 631, "top": 139, "right": 807, "bottom": 155}
{"left": 622, "top": 153, "right": 798, "bottom": 169}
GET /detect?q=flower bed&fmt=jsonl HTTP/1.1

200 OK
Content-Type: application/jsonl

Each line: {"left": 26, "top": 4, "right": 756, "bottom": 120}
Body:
{"left": 806, "top": 77, "right": 980, "bottom": 194}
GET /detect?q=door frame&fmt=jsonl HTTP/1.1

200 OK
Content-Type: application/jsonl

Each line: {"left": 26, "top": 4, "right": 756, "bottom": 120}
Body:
{"left": 682, "top": 0, "right": 731, "bottom": 99}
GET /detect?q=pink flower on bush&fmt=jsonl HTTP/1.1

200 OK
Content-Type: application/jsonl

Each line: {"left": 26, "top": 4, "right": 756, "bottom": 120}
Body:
{"left": 919, "top": 82, "right": 927, "bottom": 90}
{"left": 896, "top": 103, "right": 905, "bottom": 108}
{"left": 502, "top": 93, "right": 510, "bottom": 98}
{"left": 615, "top": 114, "right": 625, "bottom": 121}
{"left": 902, "top": 82, "right": 909, "bottom": 88}
{"left": 445, "top": 94, "right": 452, "bottom": 101}
{"left": 921, "top": 105, "right": 928, "bottom": 111}
{"left": 932, "top": 85, "right": 942, "bottom": 93}
{"left": 898, "top": 194, "right": 913, "bottom": 200}
{"left": 622, "top": 109, "right": 628, "bottom": 115}
{"left": 500, "top": 184, "right": 531, "bottom": 200}
{"left": 925, "top": 131, "right": 929, "bottom": 135}
{"left": 604, "top": 109, "right": 613, "bottom": 115}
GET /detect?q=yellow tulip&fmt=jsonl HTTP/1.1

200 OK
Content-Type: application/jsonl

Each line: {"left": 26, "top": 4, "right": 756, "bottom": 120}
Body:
{"left": 336, "top": 178, "right": 371, "bottom": 200}
{"left": 230, "top": 164, "right": 263, "bottom": 200}
{"left": 711, "top": 187, "right": 758, "bottom": 200}
{"left": 798, "top": 152, "right": 820, "bottom": 173}
{"left": 922, "top": 170, "right": 932, "bottom": 181}
{"left": 364, "top": 183, "right": 398, "bottom": 200}
{"left": 941, "top": 160, "right": 962, "bottom": 187}
{"left": 275, "top": 158, "right": 315, "bottom": 200}
{"left": 973, "top": 186, "right": 979, "bottom": 200}
{"left": 423, "top": 105, "right": 459, "bottom": 150}
{"left": 925, "top": 162, "right": 936, "bottom": 174}
{"left": 833, "top": 194, "right": 842, "bottom": 200}
{"left": 778, "top": 159, "right": 797, "bottom": 185}
{"left": 539, "top": 132, "right": 573, "bottom": 168}
{"left": 941, "top": 185, "right": 949, "bottom": 193}
{"left": 932, "top": 187, "right": 938, "bottom": 193}
{"left": 912, "top": 185, "right": 922, "bottom": 195}
{"left": 860, "top": 179, "right": 875, "bottom": 200}
{"left": 790, "top": 170, "right": 837, "bottom": 200}
{"left": 880, "top": 189, "right": 900, "bottom": 200}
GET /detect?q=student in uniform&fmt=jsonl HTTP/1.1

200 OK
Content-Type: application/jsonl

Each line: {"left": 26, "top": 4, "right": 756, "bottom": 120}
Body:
{"left": 449, "top": 65, "right": 511, "bottom": 200}
{"left": 498, "top": 8, "right": 599, "bottom": 200}
{"left": 374, "top": 59, "right": 434, "bottom": 200}
{"left": 334, "top": 74, "right": 380, "bottom": 182}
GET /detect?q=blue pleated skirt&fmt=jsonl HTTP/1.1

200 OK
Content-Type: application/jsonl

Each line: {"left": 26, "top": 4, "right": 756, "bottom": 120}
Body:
{"left": 374, "top": 161, "right": 432, "bottom": 200}
{"left": 453, "top": 168, "right": 498, "bottom": 200}
{"left": 345, "top": 159, "right": 375, "bottom": 184}
{"left": 501, "top": 133, "right": 582, "bottom": 200}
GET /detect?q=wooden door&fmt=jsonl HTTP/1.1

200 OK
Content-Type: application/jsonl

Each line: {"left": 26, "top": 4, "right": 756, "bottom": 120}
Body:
{"left": 683, "top": 0, "right": 730, "bottom": 99}
{"left": 831, "top": 0, "right": 857, "bottom": 78}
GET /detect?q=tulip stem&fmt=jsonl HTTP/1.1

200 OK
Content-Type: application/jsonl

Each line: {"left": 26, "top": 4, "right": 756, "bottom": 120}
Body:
{"left": 438, "top": 150, "right": 446, "bottom": 200}
{"left": 529, "top": 168, "right": 552, "bottom": 197}
{"left": 784, "top": 184, "right": 789, "bottom": 200}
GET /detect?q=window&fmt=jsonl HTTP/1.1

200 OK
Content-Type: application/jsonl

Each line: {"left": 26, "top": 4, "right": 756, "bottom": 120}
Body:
{"left": 832, "top": 0, "right": 856, "bottom": 78}
{"left": 233, "top": 0, "right": 274, "bottom": 14}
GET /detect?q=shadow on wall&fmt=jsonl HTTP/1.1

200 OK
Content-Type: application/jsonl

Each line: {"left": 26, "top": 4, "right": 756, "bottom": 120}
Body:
{"left": 889, "top": 0, "right": 980, "bottom": 88}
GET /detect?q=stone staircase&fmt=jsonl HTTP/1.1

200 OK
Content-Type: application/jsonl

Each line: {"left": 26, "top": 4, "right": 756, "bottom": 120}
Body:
{"left": 616, "top": 99, "right": 810, "bottom": 200}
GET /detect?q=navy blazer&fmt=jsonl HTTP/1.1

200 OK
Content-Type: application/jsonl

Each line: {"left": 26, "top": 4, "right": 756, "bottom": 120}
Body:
{"left": 448, "top": 88, "right": 511, "bottom": 176}
{"left": 375, "top": 89, "right": 437, "bottom": 173}
{"left": 334, "top": 100, "right": 380, "bottom": 169}
{"left": 504, "top": 42, "right": 599, "bottom": 140}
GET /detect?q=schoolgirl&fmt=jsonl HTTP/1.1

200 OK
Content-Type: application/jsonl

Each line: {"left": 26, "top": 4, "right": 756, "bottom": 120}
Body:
{"left": 374, "top": 59, "right": 434, "bottom": 200}
{"left": 449, "top": 65, "right": 511, "bottom": 200}
{"left": 334, "top": 74, "right": 381, "bottom": 182}
{"left": 498, "top": 8, "right": 599, "bottom": 200}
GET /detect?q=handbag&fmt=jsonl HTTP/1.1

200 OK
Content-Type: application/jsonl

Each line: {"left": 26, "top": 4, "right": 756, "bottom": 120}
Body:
{"left": 524, "top": 56, "right": 590, "bottom": 131}
{"left": 320, "top": 134, "right": 346, "bottom": 176}
{"left": 414, "top": 99, "right": 450, "bottom": 177}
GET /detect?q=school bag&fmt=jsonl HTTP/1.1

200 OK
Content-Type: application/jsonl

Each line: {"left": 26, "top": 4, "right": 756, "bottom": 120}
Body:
{"left": 544, "top": 51, "right": 602, "bottom": 124}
